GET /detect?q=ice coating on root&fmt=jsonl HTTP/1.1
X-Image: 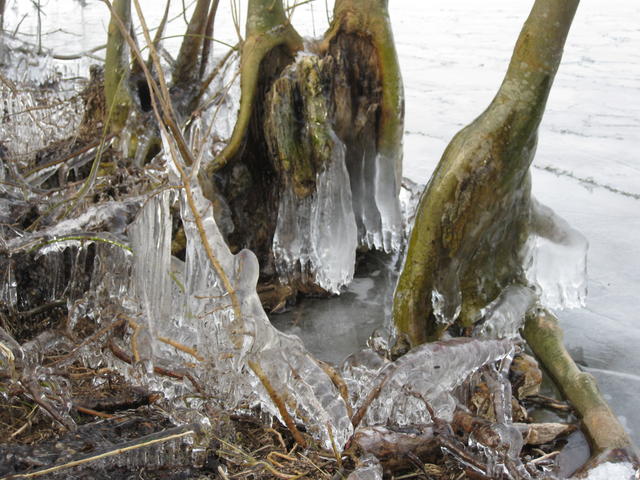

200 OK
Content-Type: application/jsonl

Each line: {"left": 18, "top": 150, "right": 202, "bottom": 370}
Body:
{"left": 349, "top": 150, "right": 403, "bottom": 254}
{"left": 522, "top": 199, "right": 588, "bottom": 309}
{"left": 127, "top": 177, "right": 353, "bottom": 448}
{"left": 474, "top": 284, "right": 537, "bottom": 340}
{"left": 399, "top": 178, "right": 422, "bottom": 243}
{"left": 182, "top": 183, "right": 352, "bottom": 447}
{"left": 273, "top": 140, "right": 358, "bottom": 293}
{"left": 342, "top": 338, "right": 514, "bottom": 426}
{"left": 346, "top": 455, "right": 383, "bottom": 480}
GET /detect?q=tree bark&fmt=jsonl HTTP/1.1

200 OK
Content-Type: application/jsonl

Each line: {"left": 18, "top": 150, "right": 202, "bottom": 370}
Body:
{"left": 393, "top": 0, "right": 579, "bottom": 345}
{"left": 323, "top": 0, "right": 403, "bottom": 172}
{"left": 523, "top": 310, "right": 633, "bottom": 454}
{"left": 204, "top": 0, "right": 303, "bottom": 175}
{"left": 172, "top": 0, "right": 212, "bottom": 89}
{"left": 104, "top": 0, "right": 134, "bottom": 132}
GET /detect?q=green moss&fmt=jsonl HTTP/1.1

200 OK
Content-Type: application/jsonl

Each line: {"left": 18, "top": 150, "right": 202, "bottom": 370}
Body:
{"left": 264, "top": 55, "right": 336, "bottom": 198}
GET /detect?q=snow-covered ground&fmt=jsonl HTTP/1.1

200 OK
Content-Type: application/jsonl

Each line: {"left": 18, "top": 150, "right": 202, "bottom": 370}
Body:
{"left": 4, "top": 0, "right": 639, "bottom": 443}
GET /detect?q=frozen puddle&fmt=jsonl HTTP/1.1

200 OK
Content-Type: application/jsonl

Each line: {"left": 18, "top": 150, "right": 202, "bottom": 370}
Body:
{"left": 270, "top": 252, "right": 397, "bottom": 363}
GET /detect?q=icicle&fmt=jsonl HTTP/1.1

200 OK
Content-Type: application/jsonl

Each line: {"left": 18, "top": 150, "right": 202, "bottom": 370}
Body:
{"left": 348, "top": 151, "right": 403, "bottom": 254}
{"left": 273, "top": 138, "right": 358, "bottom": 293}
{"left": 129, "top": 190, "right": 173, "bottom": 360}
{"left": 522, "top": 199, "right": 588, "bottom": 309}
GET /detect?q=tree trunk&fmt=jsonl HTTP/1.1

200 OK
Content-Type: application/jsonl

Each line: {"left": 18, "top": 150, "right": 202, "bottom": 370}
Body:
{"left": 104, "top": 0, "right": 134, "bottom": 132}
{"left": 172, "top": 0, "right": 212, "bottom": 89}
{"left": 393, "top": 0, "right": 579, "bottom": 345}
{"left": 200, "top": 0, "right": 404, "bottom": 295}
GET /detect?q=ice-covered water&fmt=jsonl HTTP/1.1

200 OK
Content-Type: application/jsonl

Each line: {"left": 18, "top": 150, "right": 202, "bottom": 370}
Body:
{"left": 3, "top": 0, "right": 638, "bottom": 446}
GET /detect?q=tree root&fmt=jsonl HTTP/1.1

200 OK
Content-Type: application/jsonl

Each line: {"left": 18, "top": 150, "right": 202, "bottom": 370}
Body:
{"left": 523, "top": 309, "right": 639, "bottom": 471}
{"left": 392, "top": 0, "right": 580, "bottom": 345}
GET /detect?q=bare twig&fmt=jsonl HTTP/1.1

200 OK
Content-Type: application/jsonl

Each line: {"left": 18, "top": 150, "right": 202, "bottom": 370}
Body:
{"left": 0, "top": 425, "right": 197, "bottom": 479}
{"left": 157, "top": 335, "right": 205, "bottom": 361}
{"left": 248, "top": 359, "right": 307, "bottom": 448}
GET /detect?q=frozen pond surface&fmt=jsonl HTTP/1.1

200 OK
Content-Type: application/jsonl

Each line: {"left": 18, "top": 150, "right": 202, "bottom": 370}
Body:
{"left": 4, "top": 0, "right": 639, "bottom": 444}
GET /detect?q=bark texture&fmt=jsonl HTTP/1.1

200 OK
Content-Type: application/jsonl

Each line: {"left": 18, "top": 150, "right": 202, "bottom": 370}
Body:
{"left": 104, "top": 0, "right": 134, "bottom": 132}
{"left": 200, "top": 0, "right": 404, "bottom": 293}
{"left": 523, "top": 310, "right": 633, "bottom": 454}
{"left": 393, "top": 0, "right": 580, "bottom": 345}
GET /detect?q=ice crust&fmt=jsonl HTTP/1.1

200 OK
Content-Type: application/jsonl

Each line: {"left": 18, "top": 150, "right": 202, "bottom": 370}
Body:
{"left": 273, "top": 139, "right": 358, "bottom": 293}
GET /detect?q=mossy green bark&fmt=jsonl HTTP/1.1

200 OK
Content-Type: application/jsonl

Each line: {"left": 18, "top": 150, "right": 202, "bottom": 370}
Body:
{"left": 204, "top": 0, "right": 303, "bottom": 176}
{"left": 264, "top": 55, "right": 336, "bottom": 198}
{"left": 104, "top": 0, "right": 134, "bottom": 133}
{"left": 393, "top": 0, "right": 580, "bottom": 346}
{"left": 323, "top": 0, "right": 404, "bottom": 183}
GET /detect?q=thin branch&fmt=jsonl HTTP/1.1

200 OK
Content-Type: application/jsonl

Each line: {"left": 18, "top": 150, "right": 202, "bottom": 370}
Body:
{"left": 248, "top": 359, "right": 307, "bottom": 448}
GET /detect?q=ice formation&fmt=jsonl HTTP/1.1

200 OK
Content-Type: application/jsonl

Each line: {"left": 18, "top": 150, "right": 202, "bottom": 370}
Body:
{"left": 194, "top": 52, "right": 241, "bottom": 160}
{"left": 272, "top": 138, "right": 358, "bottom": 293}
{"left": 126, "top": 175, "right": 353, "bottom": 448}
{"left": 346, "top": 455, "right": 384, "bottom": 480}
{"left": 341, "top": 338, "right": 514, "bottom": 426}
{"left": 571, "top": 461, "right": 638, "bottom": 480}
{"left": 0, "top": 37, "right": 84, "bottom": 161}
{"left": 522, "top": 199, "right": 588, "bottom": 310}
{"left": 348, "top": 150, "right": 403, "bottom": 254}
{"left": 269, "top": 51, "right": 402, "bottom": 292}
{"left": 474, "top": 284, "right": 537, "bottom": 340}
